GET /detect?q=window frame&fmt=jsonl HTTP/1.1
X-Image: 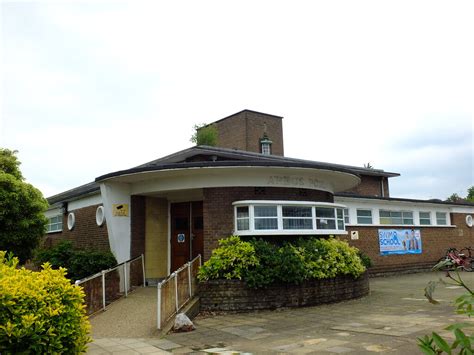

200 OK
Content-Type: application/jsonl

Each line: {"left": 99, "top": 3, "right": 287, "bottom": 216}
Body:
{"left": 379, "top": 210, "right": 414, "bottom": 225}
{"left": 233, "top": 201, "right": 347, "bottom": 235}
{"left": 343, "top": 208, "right": 350, "bottom": 224}
{"left": 261, "top": 142, "right": 271, "bottom": 155}
{"left": 436, "top": 212, "right": 448, "bottom": 225}
{"left": 356, "top": 209, "right": 373, "bottom": 225}
{"left": 46, "top": 215, "right": 63, "bottom": 233}
{"left": 419, "top": 211, "right": 432, "bottom": 226}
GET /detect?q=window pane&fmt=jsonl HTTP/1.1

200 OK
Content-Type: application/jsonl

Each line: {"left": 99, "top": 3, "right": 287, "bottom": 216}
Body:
{"left": 237, "top": 219, "right": 249, "bottom": 231}
{"left": 420, "top": 219, "right": 431, "bottom": 225}
{"left": 236, "top": 206, "right": 249, "bottom": 218}
{"left": 379, "top": 217, "right": 390, "bottom": 224}
{"left": 282, "top": 206, "right": 312, "bottom": 217}
{"left": 283, "top": 219, "right": 313, "bottom": 230}
{"left": 402, "top": 212, "right": 413, "bottom": 219}
{"left": 255, "top": 218, "right": 278, "bottom": 230}
{"left": 337, "top": 209, "right": 343, "bottom": 219}
{"left": 392, "top": 216, "right": 403, "bottom": 224}
{"left": 254, "top": 206, "right": 277, "bottom": 217}
{"left": 391, "top": 211, "right": 402, "bottom": 218}
{"left": 344, "top": 208, "right": 350, "bottom": 224}
{"left": 403, "top": 218, "right": 414, "bottom": 225}
{"left": 420, "top": 212, "right": 430, "bottom": 219}
{"left": 436, "top": 212, "right": 447, "bottom": 225}
{"left": 357, "top": 216, "right": 372, "bottom": 224}
{"left": 316, "top": 208, "right": 335, "bottom": 218}
{"left": 357, "top": 210, "right": 372, "bottom": 217}
{"left": 316, "top": 219, "right": 336, "bottom": 229}
{"left": 337, "top": 220, "right": 344, "bottom": 230}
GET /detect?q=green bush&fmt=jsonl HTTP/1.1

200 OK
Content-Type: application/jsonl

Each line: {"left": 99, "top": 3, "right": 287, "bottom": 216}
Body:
{"left": 0, "top": 251, "right": 91, "bottom": 353}
{"left": 34, "top": 240, "right": 117, "bottom": 281}
{"left": 197, "top": 236, "right": 259, "bottom": 281}
{"left": 357, "top": 251, "right": 373, "bottom": 268}
{"left": 243, "top": 239, "right": 279, "bottom": 288}
{"left": 199, "top": 236, "right": 366, "bottom": 288}
{"left": 298, "top": 237, "right": 366, "bottom": 279}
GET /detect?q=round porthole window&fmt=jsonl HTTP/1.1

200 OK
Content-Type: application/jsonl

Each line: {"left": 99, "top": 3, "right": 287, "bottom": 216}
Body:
{"left": 467, "top": 215, "right": 473, "bottom": 228}
{"left": 67, "top": 212, "right": 75, "bottom": 230}
{"left": 96, "top": 206, "right": 105, "bottom": 226}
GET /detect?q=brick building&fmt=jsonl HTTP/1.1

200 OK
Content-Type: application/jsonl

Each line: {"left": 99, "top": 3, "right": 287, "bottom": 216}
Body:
{"left": 45, "top": 109, "right": 474, "bottom": 282}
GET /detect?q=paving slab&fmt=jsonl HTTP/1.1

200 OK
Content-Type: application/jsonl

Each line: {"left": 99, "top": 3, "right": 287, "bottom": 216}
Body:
{"left": 88, "top": 271, "right": 474, "bottom": 354}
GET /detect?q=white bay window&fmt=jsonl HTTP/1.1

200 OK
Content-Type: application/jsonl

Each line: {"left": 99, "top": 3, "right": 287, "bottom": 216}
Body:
{"left": 233, "top": 201, "right": 347, "bottom": 235}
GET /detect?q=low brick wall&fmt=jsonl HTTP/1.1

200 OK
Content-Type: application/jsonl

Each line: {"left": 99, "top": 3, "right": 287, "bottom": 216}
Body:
{"left": 199, "top": 272, "right": 369, "bottom": 312}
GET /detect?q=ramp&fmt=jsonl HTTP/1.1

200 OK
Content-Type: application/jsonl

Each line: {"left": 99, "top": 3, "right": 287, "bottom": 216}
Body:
{"left": 90, "top": 287, "right": 158, "bottom": 338}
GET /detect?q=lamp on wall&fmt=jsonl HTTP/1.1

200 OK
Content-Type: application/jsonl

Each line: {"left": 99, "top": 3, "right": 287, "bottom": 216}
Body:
{"left": 60, "top": 202, "right": 68, "bottom": 215}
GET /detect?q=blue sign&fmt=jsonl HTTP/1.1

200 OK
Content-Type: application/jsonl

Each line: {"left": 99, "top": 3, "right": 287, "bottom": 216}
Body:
{"left": 378, "top": 229, "right": 422, "bottom": 255}
{"left": 177, "top": 233, "right": 185, "bottom": 243}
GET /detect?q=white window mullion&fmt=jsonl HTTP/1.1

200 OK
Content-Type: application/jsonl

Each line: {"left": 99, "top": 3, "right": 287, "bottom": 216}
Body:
{"left": 312, "top": 206, "right": 317, "bottom": 231}
{"left": 249, "top": 205, "right": 255, "bottom": 232}
{"left": 277, "top": 205, "right": 283, "bottom": 231}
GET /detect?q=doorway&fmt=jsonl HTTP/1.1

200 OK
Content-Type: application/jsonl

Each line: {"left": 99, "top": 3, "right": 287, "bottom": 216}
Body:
{"left": 170, "top": 201, "right": 203, "bottom": 273}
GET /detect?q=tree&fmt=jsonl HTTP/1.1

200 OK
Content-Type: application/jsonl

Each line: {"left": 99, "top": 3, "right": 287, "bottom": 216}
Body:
{"left": 445, "top": 187, "right": 474, "bottom": 203}
{"left": 446, "top": 193, "right": 462, "bottom": 203}
{"left": 467, "top": 186, "right": 474, "bottom": 202}
{"left": 0, "top": 148, "right": 48, "bottom": 263}
{"left": 190, "top": 123, "right": 218, "bottom": 146}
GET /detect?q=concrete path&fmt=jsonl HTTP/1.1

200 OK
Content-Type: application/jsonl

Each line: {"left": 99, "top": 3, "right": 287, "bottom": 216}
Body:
{"left": 90, "top": 287, "right": 158, "bottom": 339}
{"left": 89, "top": 272, "right": 474, "bottom": 354}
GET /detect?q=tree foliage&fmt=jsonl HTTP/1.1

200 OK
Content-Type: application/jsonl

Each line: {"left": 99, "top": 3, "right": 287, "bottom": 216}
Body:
{"left": 0, "top": 148, "right": 23, "bottom": 180}
{"left": 190, "top": 123, "right": 218, "bottom": 146}
{"left": 445, "top": 187, "right": 474, "bottom": 203}
{"left": 446, "top": 193, "right": 463, "bottom": 203}
{"left": 467, "top": 186, "right": 474, "bottom": 202}
{"left": 0, "top": 148, "right": 48, "bottom": 263}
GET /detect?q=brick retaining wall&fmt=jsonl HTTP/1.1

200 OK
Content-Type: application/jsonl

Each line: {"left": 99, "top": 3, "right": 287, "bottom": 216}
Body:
{"left": 199, "top": 272, "right": 369, "bottom": 312}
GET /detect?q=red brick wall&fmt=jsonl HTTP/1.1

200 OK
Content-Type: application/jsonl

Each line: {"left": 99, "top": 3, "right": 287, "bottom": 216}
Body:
{"left": 214, "top": 111, "right": 284, "bottom": 156}
{"left": 200, "top": 272, "right": 369, "bottom": 311}
{"left": 341, "top": 213, "right": 474, "bottom": 273}
{"left": 343, "top": 175, "right": 390, "bottom": 197}
{"left": 44, "top": 204, "right": 110, "bottom": 251}
{"left": 203, "top": 187, "right": 333, "bottom": 260}
{"left": 130, "top": 195, "right": 146, "bottom": 258}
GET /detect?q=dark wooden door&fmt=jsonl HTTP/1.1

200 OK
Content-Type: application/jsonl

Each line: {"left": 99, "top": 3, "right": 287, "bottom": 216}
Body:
{"left": 170, "top": 201, "right": 203, "bottom": 273}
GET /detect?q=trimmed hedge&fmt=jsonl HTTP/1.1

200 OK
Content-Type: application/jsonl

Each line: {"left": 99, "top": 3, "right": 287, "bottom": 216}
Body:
{"left": 198, "top": 236, "right": 366, "bottom": 288}
{"left": 34, "top": 240, "right": 117, "bottom": 281}
{"left": 0, "top": 251, "right": 91, "bottom": 353}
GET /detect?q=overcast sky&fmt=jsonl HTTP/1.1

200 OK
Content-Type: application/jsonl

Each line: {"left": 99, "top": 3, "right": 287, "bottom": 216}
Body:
{"left": 1, "top": 0, "right": 472, "bottom": 200}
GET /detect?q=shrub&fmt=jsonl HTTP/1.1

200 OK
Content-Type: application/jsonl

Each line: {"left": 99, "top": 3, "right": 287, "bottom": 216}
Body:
{"left": 34, "top": 240, "right": 117, "bottom": 281}
{"left": 298, "top": 237, "right": 366, "bottom": 279}
{"left": 0, "top": 251, "right": 91, "bottom": 353}
{"left": 198, "top": 236, "right": 259, "bottom": 281}
{"left": 357, "top": 251, "right": 373, "bottom": 269}
{"left": 243, "top": 239, "right": 279, "bottom": 288}
{"left": 199, "top": 236, "right": 366, "bottom": 288}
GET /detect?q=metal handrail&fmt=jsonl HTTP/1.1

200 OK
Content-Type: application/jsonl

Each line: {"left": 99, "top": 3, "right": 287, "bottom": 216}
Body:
{"left": 75, "top": 254, "right": 145, "bottom": 284}
{"left": 157, "top": 254, "right": 201, "bottom": 329}
{"left": 75, "top": 254, "right": 146, "bottom": 312}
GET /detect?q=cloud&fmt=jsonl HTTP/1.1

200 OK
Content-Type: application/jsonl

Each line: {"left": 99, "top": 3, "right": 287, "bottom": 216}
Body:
{"left": 1, "top": 1, "right": 473, "bottom": 199}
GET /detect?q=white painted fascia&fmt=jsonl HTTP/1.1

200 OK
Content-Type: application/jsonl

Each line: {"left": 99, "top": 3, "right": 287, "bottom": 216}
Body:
{"left": 67, "top": 194, "right": 102, "bottom": 211}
